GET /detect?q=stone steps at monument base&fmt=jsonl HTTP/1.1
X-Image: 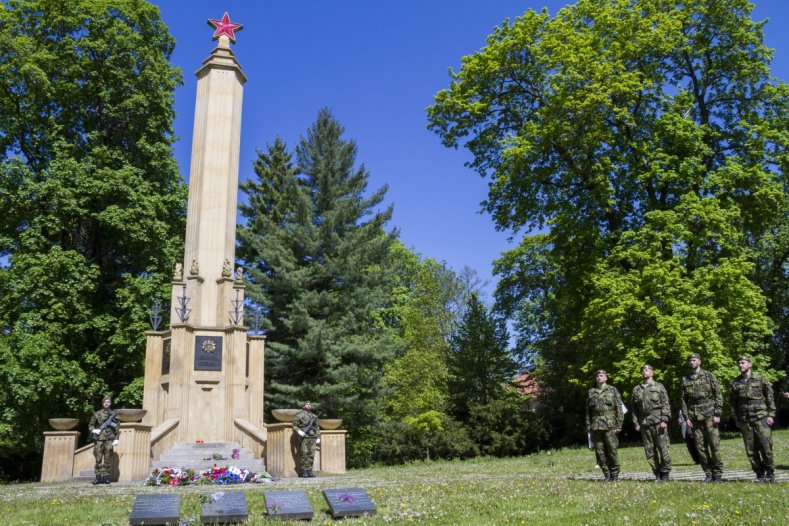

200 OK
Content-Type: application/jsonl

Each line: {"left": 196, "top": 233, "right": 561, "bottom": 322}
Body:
{"left": 152, "top": 442, "right": 266, "bottom": 473}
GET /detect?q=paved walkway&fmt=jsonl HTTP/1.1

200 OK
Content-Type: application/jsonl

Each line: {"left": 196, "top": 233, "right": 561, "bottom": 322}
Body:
{"left": 571, "top": 468, "right": 789, "bottom": 482}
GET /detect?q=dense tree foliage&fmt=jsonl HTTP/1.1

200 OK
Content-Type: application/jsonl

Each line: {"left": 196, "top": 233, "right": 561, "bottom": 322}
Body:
{"left": 238, "top": 110, "right": 400, "bottom": 465}
{"left": 0, "top": 0, "right": 185, "bottom": 479}
{"left": 380, "top": 243, "right": 474, "bottom": 421}
{"left": 428, "top": 0, "right": 788, "bottom": 438}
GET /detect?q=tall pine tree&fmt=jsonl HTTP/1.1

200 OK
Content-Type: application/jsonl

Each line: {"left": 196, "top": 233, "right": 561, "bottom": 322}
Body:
{"left": 447, "top": 293, "right": 517, "bottom": 421}
{"left": 238, "top": 110, "right": 400, "bottom": 462}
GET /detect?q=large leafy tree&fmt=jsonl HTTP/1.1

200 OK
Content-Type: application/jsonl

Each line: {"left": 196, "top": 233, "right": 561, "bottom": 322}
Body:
{"left": 0, "top": 0, "right": 185, "bottom": 478}
{"left": 428, "top": 0, "right": 787, "bottom": 437}
{"left": 238, "top": 110, "right": 400, "bottom": 464}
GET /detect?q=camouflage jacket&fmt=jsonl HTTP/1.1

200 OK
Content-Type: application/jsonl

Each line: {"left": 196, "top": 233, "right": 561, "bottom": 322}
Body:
{"left": 88, "top": 409, "right": 119, "bottom": 441}
{"left": 631, "top": 380, "right": 671, "bottom": 427}
{"left": 680, "top": 368, "right": 722, "bottom": 421}
{"left": 292, "top": 410, "right": 320, "bottom": 438}
{"left": 729, "top": 374, "right": 775, "bottom": 423}
{"left": 586, "top": 384, "right": 623, "bottom": 431}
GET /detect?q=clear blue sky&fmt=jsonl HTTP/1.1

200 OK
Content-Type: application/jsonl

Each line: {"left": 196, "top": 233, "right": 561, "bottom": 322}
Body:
{"left": 150, "top": 1, "right": 789, "bottom": 301}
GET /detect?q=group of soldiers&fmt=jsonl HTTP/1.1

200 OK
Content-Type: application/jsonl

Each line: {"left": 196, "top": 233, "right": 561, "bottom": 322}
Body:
{"left": 587, "top": 353, "right": 781, "bottom": 483}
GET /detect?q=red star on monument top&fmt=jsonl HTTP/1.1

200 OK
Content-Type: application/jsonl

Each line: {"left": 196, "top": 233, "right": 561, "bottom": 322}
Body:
{"left": 208, "top": 12, "right": 243, "bottom": 43}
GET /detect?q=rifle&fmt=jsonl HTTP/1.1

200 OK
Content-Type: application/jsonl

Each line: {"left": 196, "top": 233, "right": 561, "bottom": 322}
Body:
{"left": 298, "top": 412, "right": 321, "bottom": 439}
{"left": 92, "top": 410, "right": 119, "bottom": 441}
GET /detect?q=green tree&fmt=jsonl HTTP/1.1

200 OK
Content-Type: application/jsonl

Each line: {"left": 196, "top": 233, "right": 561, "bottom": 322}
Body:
{"left": 380, "top": 243, "right": 471, "bottom": 420}
{"left": 0, "top": 0, "right": 185, "bottom": 479}
{"left": 448, "top": 293, "right": 518, "bottom": 421}
{"left": 238, "top": 110, "right": 400, "bottom": 465}
{"left": 428, "top": 0, "right": 787, "bottom": 438}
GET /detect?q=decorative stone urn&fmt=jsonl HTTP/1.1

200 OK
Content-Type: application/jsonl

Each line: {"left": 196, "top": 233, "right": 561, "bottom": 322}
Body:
{"left": 318, "top": 419, "right": 343, "bottom": 430}
{"left": 116, "top": 408, "right": 147, "bottom": 423}
{"left": 48, "top": 418, "right": 79, "bottom": 431}
{"left": 271, "top": 408, "right": 301, "bottom": 422}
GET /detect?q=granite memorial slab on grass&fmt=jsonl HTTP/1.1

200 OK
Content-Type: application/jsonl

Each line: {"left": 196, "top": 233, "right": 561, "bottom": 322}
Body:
{"left": 129, "top": 494, "right": 181, "bottom": 526}
{"left": 323, "top": 488, "right": 376, "bottom": 518}
{"left": 264, "top": 490, "right": 314, "bottom": 520}
{"left": 200, "top": 492, "right": 247, "bottom": 524}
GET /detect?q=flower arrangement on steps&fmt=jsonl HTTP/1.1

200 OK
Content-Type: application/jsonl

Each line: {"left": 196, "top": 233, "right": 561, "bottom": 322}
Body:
{"left": 145, "top": 465, "right": 272, "bottom": 486}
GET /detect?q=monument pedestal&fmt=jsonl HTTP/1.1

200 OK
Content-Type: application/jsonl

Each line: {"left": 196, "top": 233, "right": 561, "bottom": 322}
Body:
{"left": 41, "top": 431, "right": 79, "bottom": 482}
{"left": 319, "top": 430, "right": 347, "bottom": 474}
{"left": 116, "top": 423, "right": 152, "bottom": 482}
{"left": 266, "top": 423, "right": 297, "bottom": 478}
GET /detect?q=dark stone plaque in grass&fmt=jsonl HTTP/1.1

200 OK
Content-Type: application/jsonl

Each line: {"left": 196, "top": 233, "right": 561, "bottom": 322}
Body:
{"left": 264, "top": 490, "right": 314, "bottom": 520}
{"left": 200, "top": 492, "right": 248, "bottom": 524}
{"left": 323, "top": 488, "right": 377, "bottom": 518}
{"left": 129, "top": 494, "right": 181, "bottom": 526}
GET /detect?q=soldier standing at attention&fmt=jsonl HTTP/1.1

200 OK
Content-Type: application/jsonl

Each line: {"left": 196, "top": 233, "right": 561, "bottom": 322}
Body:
{"left": 88, "top": 396, "right": 119, "bottom": 485}
{"left": 729, "top": 355, "right": 776, "bottom": 483}
{"left": 679, "top": 353, "right": 724, "bottom": 482}
{"left": 631, "top": 364, "right": 672, "bottom": 481}
{"left": 292, "top": 400, "right": 320, "bottom": 478}
{"left": 586, "top": 370, "right": 623, "bottom": 482}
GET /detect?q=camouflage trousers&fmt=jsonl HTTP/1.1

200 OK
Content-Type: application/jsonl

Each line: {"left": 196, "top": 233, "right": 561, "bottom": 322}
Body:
{"left": 590, "top": 430, "right": 619, "bottom": 477}
{"left": 93, "top": 440, "right": 114, "bottom": 476}
{"left": 298, "top": 436, "right": 317, "bottom": 474}
{"left": 640, "top": 424, "right": 671, "bottom": 475}
{"left": 740, "top": 418, "right": 773, "bottom": 476}
{"left": 691, "top": 419, "right": 723, "bottom": 478}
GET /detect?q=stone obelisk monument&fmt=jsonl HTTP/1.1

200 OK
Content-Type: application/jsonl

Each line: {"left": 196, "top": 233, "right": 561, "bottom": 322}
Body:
{"left": 142, "top": 13, "right": 266, "bottom": 448}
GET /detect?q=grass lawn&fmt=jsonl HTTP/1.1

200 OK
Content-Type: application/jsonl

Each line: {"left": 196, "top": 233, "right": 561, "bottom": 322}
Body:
{"left": 2, "top": 429, "right": 787, "bottom": 525}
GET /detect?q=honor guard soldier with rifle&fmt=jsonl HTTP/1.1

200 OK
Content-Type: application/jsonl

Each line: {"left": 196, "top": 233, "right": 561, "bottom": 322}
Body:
{"left": 292, "top": 401, "right": 320, "bottom": 478}
{"left": 88, "top": 396, "right": 119, "bottom": 485}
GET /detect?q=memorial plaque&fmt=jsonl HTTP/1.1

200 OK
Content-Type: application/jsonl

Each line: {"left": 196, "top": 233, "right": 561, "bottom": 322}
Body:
{"left": 194, "top": 335, "right": 223, "bottom": 371}
{"left": 323, "top": 488, "right": 376, "bottom": 518}
{"left": 129, "top": 494, "right": 181, "bottom": 526}
{"left": 200, "top": 492, "right": 248, "bottom": 524}
{"left": 264, "top": 490, "right": 314, "bottom": 520}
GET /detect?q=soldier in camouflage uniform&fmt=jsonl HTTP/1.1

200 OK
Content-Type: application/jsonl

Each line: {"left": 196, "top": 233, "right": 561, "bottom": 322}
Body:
{"left": 292, "top": 401, "right": 320, "bottom": 478}
{"left": 631, "top": 364, "right": 672, "bottom": 481}
{"left": 729, "top": 355, "right": 776, "bottom": 483}
{"left": 586, "top": 370, "right": 623, "bottom": 482}
{"left": 679, "top": 353, "right": 723, "bottom": 482}
{"left": 88, "top": 396, "right": 119, "bottom": 485}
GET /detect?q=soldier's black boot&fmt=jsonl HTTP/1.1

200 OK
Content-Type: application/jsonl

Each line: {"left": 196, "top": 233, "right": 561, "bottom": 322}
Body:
{"left": 702, "top": 474, "right": 713, "bottom": 483}
{"left": 92, "top": 474, "right": 101, "bottom": 485}
{"left": 307, "top": 470, "right": 315, "bottom": 478}
{"left": 765, "top": 470, "right": 775, "bottom": 484}
{"left": 602, "top": 473, "right": 611, "bottom": 482}
{"left": 712, "top": 476, "right": 722, "bottom": 483}
{"left": 661, "top": 472, "right": 670, "bottom": 482}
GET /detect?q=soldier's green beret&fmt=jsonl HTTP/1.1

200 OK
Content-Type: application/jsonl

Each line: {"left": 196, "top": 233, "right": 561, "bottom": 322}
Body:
{"left": 641, "top": 364, "right": 653, "bottom": 371}
{"left": 595, "top": 369, "right": 607, "bottom": 377}
{"left": 687, "top": 353, "right": 701, "bottom": 360}
{"left": 102, "top": 395, "right": 112, "bottom": 402}
{"left": 737, "top": 355, "right": 752, "bottom": 363}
